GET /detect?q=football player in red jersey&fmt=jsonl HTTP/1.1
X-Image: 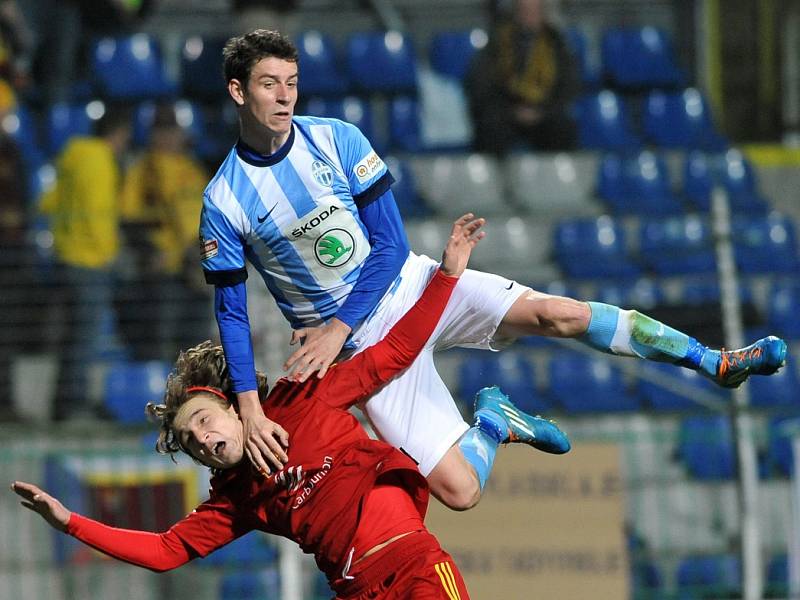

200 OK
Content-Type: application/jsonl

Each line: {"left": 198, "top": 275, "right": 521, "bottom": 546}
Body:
{"left": 11, "top": 214, "right": 567, "bottom": 599}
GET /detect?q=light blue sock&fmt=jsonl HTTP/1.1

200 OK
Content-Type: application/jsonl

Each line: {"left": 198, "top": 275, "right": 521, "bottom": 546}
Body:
{"left": 458, "top": 409, "right": 506, "bottom": 490}
{"left": 579, "top": 301, "right": 715, "bottom": 373}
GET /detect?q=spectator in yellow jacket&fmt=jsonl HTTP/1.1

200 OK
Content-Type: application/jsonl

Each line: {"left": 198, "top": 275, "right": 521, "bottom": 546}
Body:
{"left": 39, "top": 105, "right": 131, "bottom": 421}
{"left": 118, "top": 102, "right": 211, "bottom": 361}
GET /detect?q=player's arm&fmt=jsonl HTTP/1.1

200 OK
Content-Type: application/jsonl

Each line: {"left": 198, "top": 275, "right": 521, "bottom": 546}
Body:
{"left": 285, "top": 180, "right": 409, "bottom": 383}
{"left": 11, "top": 481, "right": 229, "bottom": 572}
{"left": 316, "top": 214, "right": 485, "bottom": 410}
{"left": 202, "top": 198, "right": 289, "bottom": 475}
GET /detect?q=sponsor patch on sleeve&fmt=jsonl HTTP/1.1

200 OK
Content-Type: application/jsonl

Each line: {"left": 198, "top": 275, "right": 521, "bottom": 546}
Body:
{"left": 353, "top": 150, "right": 385, "bottom": 184}
{"left": 200, "top": 237, "right": 219, "bottom": 261}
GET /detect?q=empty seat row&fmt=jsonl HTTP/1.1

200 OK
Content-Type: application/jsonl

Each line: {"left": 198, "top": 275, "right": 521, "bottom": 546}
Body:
{"left": 553, "top": 212, "right": 799, "bottom": 279}
{"left": 596, "top": 149, "right": 768, "bottom": 216}
{"left": 576, "top": 88, "right": 727, "bottom": 152}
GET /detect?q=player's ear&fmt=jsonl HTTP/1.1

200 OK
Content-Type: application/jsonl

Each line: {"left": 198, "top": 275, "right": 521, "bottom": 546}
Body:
{"left": 228, "top": 78, "right": 246, "bottom": 106}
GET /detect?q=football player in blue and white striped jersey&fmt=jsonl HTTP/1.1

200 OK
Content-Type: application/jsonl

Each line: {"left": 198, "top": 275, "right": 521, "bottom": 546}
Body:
{"left": 200, "top": 29, "right": 787, "bottom": 513}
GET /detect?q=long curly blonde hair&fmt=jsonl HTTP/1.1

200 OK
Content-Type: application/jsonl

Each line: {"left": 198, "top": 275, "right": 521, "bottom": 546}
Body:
{"left": 145, "top": 340, "right": 270, "bottom": 456}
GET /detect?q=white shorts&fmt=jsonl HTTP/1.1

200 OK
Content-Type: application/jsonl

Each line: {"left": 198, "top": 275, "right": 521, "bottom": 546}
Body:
{"left": 349, "top": 252, "right": 530, "bottom": 476}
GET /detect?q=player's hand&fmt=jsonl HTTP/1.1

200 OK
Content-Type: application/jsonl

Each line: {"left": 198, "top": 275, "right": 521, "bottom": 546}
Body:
{"left": 11, "top": 481, "right": 71, "bottom": 532}
{"left": 237, "top": 391, "right": 290, "bottom": 475}
{"left": 283, "top": 318, "right": 351, "bottom": 383}
{"left": 440, "top": 213, "right": 486, "bottom": 277}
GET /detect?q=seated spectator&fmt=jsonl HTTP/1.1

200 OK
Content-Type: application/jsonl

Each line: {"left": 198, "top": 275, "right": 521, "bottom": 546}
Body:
{"left": 466, "top": 0, "right": 579, "bottom": 154}
{"left": 118, "top": 103, "right": 211, "bottom": 362}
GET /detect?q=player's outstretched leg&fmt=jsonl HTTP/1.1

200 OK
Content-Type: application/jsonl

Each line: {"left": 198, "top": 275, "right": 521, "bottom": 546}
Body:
{"left": 473, "top": 386, "right": 571, "bottom": 454}
{"left": 580, "top": 302, "right": 788, "bottom": 389}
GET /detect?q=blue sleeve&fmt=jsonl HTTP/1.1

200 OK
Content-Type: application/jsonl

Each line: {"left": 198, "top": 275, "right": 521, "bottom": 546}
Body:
{"left": 214, "top": 282, "right": 258, "bottom": 393}
{"left": 335, "top": 187, "right": 410, "bottom": 329}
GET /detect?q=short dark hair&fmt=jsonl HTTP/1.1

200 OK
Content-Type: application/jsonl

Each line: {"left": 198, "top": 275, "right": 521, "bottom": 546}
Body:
{"left": 223, "top": 29, "right": 299, "bottom": 85}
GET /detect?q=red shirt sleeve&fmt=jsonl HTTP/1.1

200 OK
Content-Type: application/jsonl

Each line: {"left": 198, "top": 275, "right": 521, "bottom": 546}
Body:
{"left": 315, "top": 269, "right": 458, "bottom": 410}
{"left": 65, "top": 493, "right": 252, "bottom": 572}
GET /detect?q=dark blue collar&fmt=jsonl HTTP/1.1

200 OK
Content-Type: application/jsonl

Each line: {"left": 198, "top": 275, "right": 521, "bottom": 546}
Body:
{"left": 235, "top": 125, "right": 295, "bottom": 167}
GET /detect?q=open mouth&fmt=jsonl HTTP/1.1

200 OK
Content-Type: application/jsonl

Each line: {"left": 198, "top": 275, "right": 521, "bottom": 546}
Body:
{"left": 213, "top": 441, "right": 225, "bottom": 456}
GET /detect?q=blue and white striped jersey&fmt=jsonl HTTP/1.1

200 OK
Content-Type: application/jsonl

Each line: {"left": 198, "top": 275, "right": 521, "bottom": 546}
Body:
{"left": 200, "top": 116, "right": 390, "bottom": 328}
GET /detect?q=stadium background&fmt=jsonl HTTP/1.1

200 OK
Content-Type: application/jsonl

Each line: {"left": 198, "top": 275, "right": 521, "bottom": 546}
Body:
{"left": 1, "top": 0, "right": 800, "bottom": 598}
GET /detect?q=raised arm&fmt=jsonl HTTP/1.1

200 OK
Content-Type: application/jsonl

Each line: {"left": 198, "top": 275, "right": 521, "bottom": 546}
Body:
{"left": 11, "top": 481, "right": 243, "bottom": 573}
{"left": 314, "top": 214, "right": 485, "bottom": 410}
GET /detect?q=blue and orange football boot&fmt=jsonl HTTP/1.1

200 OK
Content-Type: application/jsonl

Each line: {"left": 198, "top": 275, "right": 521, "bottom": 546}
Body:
{"left": 474, "top": 386, "right": 570, "bottom": 454}
{"left": 704, "top": 336, "right": 788, "bottom": 389}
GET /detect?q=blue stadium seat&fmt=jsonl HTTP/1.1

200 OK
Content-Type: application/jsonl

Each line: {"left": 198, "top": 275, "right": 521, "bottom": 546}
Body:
{"left": 631, "top": 560, "right": 665, "bottom": 599}
{"left": 295, "top": 31, "right": 349, "bottom": 96}
{"left": 90, "top": 34, "right": 176, "bottom": 100}
{"left": 601, "top": 27, "right": 684, "bottom": 89}
{"left": 547, "top": 351, "right": 639, "bottom": 412}
{"left": 766, "top": 554, "right": 788, "bottom": 597}
{"left": 44, "top": 101, "right": 96, "bottom": 157}
{"left": 597, "top": 152, "right": 684, "bottom": 216}
{"left": 2, "top": 103, "right": 44, "bottom": 169}
{"left": 763, "top": 417, "right": 800, "bottom": 477}
{"left": 717, "top": 149, "right": 770, "bottom": 213}
{"left": 748, "top": 360, "right": 799, "bottom": 409}
{"left": 766, "top": 279, "right": 800, "bottom": 340}
{"left": 303, "top": 96, "right": 379, "bottom": 149}
{"left": 642, "top": 89, "right": 727, "bottom": 151}
{"left": 429, "top": 29, "right": 487, "bottom": 81}
{"left": 458, "top": 351, "right": 548, "bottom": 414}
{"left": 388, "top": 95, "right": 421, "bottom": 152}
{"left": 639, "top": 362, "right": 722, "bottom": 412}
{"left": 639, "top": 216, "right": 716, "bottom": 274}
{"left": 219, "top": 568, "right": 280, "bottom": 600}
{"left": 131, "top": 100, "right": 205, "bottom": 148}
{"left": 675, "top": 554, "right": 742, "bottom": 599}
{"left": 346, "top": 31, "right": 418, "bottom": 94}
{"left": 733, "top": 213, "right": 799, "bottom": 274}
{"left": 180, "top": 36, "right": 227, "bottom": 99}
{"left": 575, "top": 90, "right": 641, "bottom": 152}
{"left": 554, "top": 216, "right": 641, "bottom": 279}
{"left": 594, "top": 278, "right": 664, "bottom": 312}
{"left": 676, "top": 416, "right": 736, "bottom": 479}
{"left": 564, "top": 26, "right": 600, "bottom": 88}
{"left": 684, "top": 151, "right": 768, "bottom": 214}
{"left": 383, "top": 155, "right": 430, "bottom": 219}
{"left": 104, "top": 360, "right": 171, "bottom": 423}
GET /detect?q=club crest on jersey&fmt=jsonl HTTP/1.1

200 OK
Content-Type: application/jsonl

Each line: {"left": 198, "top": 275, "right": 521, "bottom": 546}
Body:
{"left": 315, "top": 229, "right": 355, "bottom": 268}
{"left": 311, "top": 160, "right": 333, "bottom": 187}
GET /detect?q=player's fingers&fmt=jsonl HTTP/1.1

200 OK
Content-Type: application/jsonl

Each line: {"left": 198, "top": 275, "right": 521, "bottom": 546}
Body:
{"left": 283, "top": 345, "right": 310, "bottom": 372}
{"left": 11, "top": 482, "right": 37, "bottom": 500}
{"left": 264, "top": 435, "right": 289, "bottom": 464}
{"left": 316, "top": 361, "right": 331, "bottom": 379}
{"left": 252, "top": 434, "right": 284, "bottom": 470}
{"left": 245, "top": 443, "right": 271, "bottom": 476}
{"left": 463, "top": 217, "right": 485, "bottom": 237}
{"left": 272, "top": 423, "right": 290, "bottom": 447}
{"left": 20, "top": 501, "right": 36, "bottom": 512}
{"left": 469, "top": 231, "right": 487, "bottom": 246}
{"left": 289, "top": 329, "right": 307, "bottom": 346}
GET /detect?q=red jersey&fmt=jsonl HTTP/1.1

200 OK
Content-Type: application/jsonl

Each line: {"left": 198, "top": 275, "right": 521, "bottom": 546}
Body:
{"left": 66, "top": 269, "right": 458, "bottom": 583}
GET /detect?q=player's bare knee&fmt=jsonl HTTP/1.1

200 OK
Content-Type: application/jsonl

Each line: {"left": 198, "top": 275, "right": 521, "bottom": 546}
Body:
{"left": 434, "top": 481, "right": 481, "bottom": 512}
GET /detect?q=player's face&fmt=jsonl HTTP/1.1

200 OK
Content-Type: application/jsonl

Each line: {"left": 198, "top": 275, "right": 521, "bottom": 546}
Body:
{"left": 232, "top": 56, "right": 298, "bottom": 140}
{"left": 173, "top": 396, "right": 244, "bottom": 469}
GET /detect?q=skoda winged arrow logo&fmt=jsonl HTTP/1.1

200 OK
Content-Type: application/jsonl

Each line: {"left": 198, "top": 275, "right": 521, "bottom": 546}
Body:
{"left": 314, "top": 228, "right": 355, "bottom": 267}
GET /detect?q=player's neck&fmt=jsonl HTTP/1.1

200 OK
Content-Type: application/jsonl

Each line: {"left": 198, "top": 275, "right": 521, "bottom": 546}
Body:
{"left": 239, "top": 126, "right": 291, "bottom": 157}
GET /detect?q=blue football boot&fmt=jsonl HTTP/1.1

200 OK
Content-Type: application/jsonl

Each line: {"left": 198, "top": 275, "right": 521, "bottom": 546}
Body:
{"left": 474, "top": 386, "right": 571, "bottom": 454}
{"left": 705, "top": 336, "right": 788, "bottom": 389}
